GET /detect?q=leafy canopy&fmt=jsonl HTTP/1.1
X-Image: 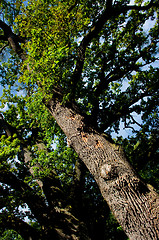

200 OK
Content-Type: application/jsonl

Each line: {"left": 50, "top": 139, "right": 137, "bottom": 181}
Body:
{"left": 0, "top": 0, "right": 159, "bottom": 238}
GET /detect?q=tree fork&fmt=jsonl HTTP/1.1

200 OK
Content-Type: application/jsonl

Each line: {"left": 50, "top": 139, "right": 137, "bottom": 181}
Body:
{"left": 45, "top": 97, "right": 159, "bottom": 240}
{"left": 1, "top": 1, "right": 159, "bottom": 239}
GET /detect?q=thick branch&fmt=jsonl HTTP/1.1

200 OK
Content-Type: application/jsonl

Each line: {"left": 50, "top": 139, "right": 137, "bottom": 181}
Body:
{"left": 0, "top": 35, "right": 7, "bottom": 41}
{"left": 0, "top": 213, "right": 41, "bottom": 240}
{"left": 0, "top": 170, "right": 49, "bottom": 224}
{"left": 42, "top": 171, "right": 65, "bottom": 208}
{"left": 0, "top": 113, "right": 66, "bottom": 209}
{"left": 0, "top": 19, "right": 26, "bottom": 60}
{"left": 0, "top": 113, "right": 19, "bottom": 137}
{"left": 0, "top": 20, "right": 25, "bottom": 44}
{"left": 70, "top": 8, "right": 112, "bottom": 94}
{"left": 0, "top": 19, "right": 11, "bottom": 34}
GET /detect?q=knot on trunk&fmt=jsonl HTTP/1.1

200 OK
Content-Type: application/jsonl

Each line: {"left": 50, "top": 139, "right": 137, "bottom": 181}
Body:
{"left": 100, "top": 164, "right": 117, "bottom": 180}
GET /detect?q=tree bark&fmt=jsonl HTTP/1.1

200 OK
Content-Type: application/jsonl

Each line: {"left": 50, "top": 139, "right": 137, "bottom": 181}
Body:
{"left": 1, "top": 2, "right": 159, "bottom": 239}
{"left": 45, "top": 97, "right": 159, "bottom": 240}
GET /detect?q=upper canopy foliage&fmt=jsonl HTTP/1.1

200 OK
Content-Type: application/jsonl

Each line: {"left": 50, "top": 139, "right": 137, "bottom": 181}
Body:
{"left": 11, "top": 0, "right": 159, "bottom": 132}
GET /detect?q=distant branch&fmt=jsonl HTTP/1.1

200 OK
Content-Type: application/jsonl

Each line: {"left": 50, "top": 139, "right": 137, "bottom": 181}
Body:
{"left": 0, "top": 113, "right": 65, "bottom": 209}
{"left": 0, "top": 43, "right": 8, "bottom": 53}
{"left": 0, "top": 19, "right": 26, "bottom": 60}
{"left": 0, "top": 213, "right": 41, "bottom": 240}
{"left": 0, "top": 113, "right": 17, "bottom": 137}
{"left": 70, "top": 0, "right": 157, "bottom": 97}
{"left": 124, "top": 123, "right": 136, "bottom": 132}
{"left": 93, "top": 34, "right": 159, "bottom": 98}
{"left": 129, "top": 114, "right": 143, "bottom": 128}
{"left": 99, "top": 91, "right": 150, "bottom": 131}
{"left": 123, "top": 114, "right": 143, "bottom": 132}
{"left": 94, "top": 60, "right": 139, "bottom": 98}
{"left": 125, "top": 0, "right": 158, "bottom": 11}
{"left": 0, "top": 169, "right": 49, "bottom": 223}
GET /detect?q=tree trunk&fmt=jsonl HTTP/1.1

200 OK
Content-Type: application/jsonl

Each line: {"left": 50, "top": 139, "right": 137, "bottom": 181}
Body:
{"left": 45, "top": 97, "right": 159, "bottom": 240}
{"left": 1, "top": 11, "right": 158, "bottom": 239}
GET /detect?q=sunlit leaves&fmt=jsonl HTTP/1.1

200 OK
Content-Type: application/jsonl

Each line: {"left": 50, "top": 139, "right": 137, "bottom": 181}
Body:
{"left": 0, "top": 0, "right": 22, "bottom": 26}
{"left": 0, "top": 134, "right": 20, "bottom": 171}
{"left": 0, "top": 0, "right": 159, "bottom": 238}
{"left": 0, "top": 229, "right": 23, "bottom": 240}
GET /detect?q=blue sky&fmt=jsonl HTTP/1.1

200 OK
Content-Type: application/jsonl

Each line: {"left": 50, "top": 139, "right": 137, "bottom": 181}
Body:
{"left": 0, "top": 0, "right": 158, "bottom": 138}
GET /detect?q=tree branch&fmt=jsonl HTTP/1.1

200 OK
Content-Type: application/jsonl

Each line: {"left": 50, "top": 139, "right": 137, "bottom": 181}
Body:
{"left": 70, "top": 8, "right": 112, "bottom": 96}
{"left": 0, "top": 113, "right": 19, "bottom": 137}
{"left": 0, "top": 169, "right": 50, "bottom": 224}
{"left": 0, "top": 213, "right": 41, "bottom": 240}
{"left": 125, "top": 0, "right": 158, "bottom": 11}
{"left": 129, "top": 114, "right": 143, "bottom": 128}
{"left": 0, "top": 35, "right": 7, "bottom": 41}
{"left": 0, "top": 43, "right": 8, "bottom": 53}
{"left": 0, "top": 19, "right": 11, "bottom": 34}
{"left": 92, "top": 33, "right": 158, "bottom": 99}
{"left": 70, "top": 0, "right": 157, "bottom": 97}
{"left": 0, "top": 19, "right": 26, "bottom": 60}
{"left": 99, "top": 91, "right": 151, "bottom": 131}
{"left": 0, "top": 113, "right": 66, "bottom": 209}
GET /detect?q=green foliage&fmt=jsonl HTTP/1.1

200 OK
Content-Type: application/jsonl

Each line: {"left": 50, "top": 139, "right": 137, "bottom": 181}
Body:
{"left": 0, "top": 0, "right": 159, "bottom": 239}
{"left": 15, "top": 0, "right": 91, "bottom": 98}
{"left": 105, "top": 213, "right": 128, "bottom": 240}
{"left": 0, "top": 134, "right": 20, "bottom": 163}
{"left": 0, "top": 0, "right": 22, "bottom": 26}
{"left": 118, "top": 130, "right": 159, "bottom": 191}
{"left": 0, "top": 230, "right": 23, "bottom": 240}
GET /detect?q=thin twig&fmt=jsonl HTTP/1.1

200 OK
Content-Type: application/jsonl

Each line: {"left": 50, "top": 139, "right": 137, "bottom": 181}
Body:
{"left": 129, "top": 115, "right": 143, "bottom": 128}
{"left": 0, "top": 43, "right": 8, "bottom": 53}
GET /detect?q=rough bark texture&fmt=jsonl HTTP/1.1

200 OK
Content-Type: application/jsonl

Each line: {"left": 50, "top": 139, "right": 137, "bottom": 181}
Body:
{"left": 46, "top": 97, "right": 159, "bottom": 240}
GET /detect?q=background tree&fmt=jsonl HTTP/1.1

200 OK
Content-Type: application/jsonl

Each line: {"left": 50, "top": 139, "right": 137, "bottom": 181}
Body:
{"left": 0, "top": 0, "right": 159, "bottom": 239}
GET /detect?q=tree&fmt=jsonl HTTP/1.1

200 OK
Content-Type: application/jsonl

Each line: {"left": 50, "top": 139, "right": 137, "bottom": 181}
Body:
{"left": 0, "top": 0, "right": 159, "bottom": 239}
